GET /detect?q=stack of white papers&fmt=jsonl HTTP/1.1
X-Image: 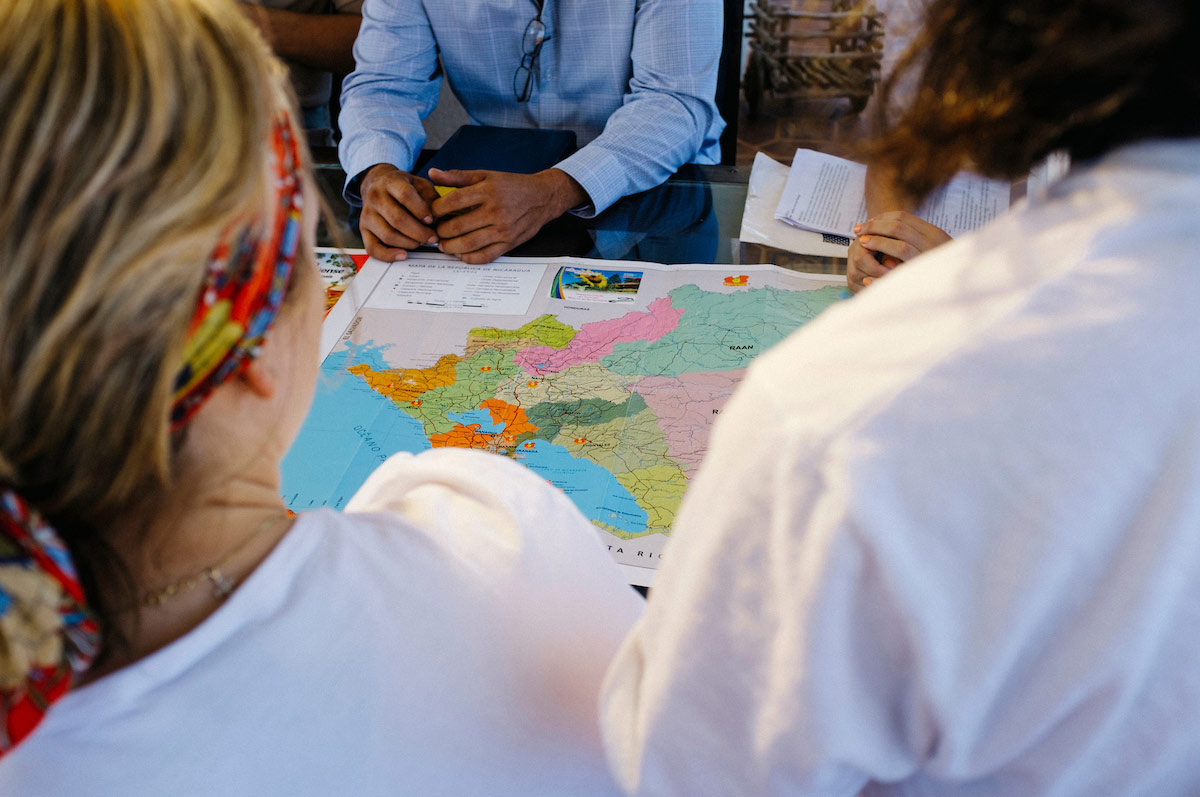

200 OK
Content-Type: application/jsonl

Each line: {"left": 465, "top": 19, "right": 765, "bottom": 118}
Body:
{"left": 774, "top": 148, "right": 1011, "bottom": 240}
{"left": 738, "top": 153, "right": 852, "bottom": 258}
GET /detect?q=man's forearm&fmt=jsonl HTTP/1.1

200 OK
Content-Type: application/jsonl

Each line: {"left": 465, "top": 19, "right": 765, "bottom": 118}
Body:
{"left": 338, "top": 0, "right": 438, "bottom": 201}
{"left": 241, "top": 6, "right": 361, "bottom": 74}
{"left": 552, "top": 0, "right": 722, "bottom": 216}
{"left": 544, "top": 169, "right": 589, "bottom": 219}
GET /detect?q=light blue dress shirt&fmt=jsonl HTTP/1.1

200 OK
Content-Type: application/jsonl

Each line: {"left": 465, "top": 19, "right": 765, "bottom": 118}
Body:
{"left": 339, "top": 0, "right": 725, "bottom": 216}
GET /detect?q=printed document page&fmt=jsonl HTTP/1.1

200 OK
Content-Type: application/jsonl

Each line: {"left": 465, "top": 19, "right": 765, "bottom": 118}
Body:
{"left": 775, "top": 149, "right": 868, "bottom": 237}
{"left": 917, "top": 172, "right": 1011, "bottom": 237}
{"left": 775, "top": 148, "right": 1010, "bottom": 239}
{"left": 739, "top": 152, "right": 853, "bottom": 256}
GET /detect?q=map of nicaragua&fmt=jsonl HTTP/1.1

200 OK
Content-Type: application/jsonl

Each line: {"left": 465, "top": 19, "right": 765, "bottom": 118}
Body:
{"left": 282, "top": 267, "right": 842, "bottom": 577}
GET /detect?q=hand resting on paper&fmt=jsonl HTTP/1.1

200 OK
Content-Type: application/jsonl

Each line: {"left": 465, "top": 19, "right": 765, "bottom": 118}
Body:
{"left": 427, "top": 167, "right": 588, "bottom": 265}
{"left": 847, "top": 211, "right": 952, "bottom": 293}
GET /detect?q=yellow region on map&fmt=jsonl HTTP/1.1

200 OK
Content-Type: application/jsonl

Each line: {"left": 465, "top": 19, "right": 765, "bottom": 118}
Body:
{"left": 347, "top": 354, "right": 461, "bottom": 403}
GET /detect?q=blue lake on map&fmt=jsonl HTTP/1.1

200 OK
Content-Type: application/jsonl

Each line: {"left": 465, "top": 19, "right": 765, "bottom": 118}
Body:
{"left": 448, "top": 409, "right": 503, "bottom": 430}
{"left": 281, "top": 342, "right": 431, "bottom": 510}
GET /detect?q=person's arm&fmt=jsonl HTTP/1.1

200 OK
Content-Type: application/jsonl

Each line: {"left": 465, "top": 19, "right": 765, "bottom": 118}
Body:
{"left": 847, "top": 160, "right": 952, "bottom": 292}
{"left": 553, "top": 0, "right": 724, "bottom": 217}
{"left": 339, "top": 0, "right": 443, "bottom": 260}
{"left": 239, "top": 5, "right": 360, "bottom": 74}
{"left": 864, "top": 159, "right": 919, "bottom": 218}
{"left": 339, "top": 0, "right": 440, "bottom": 204}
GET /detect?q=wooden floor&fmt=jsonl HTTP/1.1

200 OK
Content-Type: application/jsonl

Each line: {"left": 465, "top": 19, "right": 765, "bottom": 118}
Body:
{"left": 733, "top": 95, "right": 865, "bottom": 168}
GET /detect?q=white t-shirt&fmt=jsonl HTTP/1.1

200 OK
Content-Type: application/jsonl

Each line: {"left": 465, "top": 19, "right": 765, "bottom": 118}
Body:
{"left": 0, "top": 449, "right": 642, "bottom": 795}
{"left": 601, "top": 139, "right": 1200, "bottom": 794}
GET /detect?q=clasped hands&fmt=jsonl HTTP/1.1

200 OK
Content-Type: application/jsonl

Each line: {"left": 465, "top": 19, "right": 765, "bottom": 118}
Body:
{"left": 359, "top": 164, "right": 587, "bottom": 265}
{"left": 846, "top": 211, "right": 952, "bottom": 293}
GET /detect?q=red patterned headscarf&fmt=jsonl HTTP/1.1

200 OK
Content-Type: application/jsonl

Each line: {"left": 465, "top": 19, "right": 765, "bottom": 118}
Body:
{"left": 170, "top": 113, "right": 304, "bottom": 429}
{"left": 0, "top": 489, "right": 99, "bottom": 754}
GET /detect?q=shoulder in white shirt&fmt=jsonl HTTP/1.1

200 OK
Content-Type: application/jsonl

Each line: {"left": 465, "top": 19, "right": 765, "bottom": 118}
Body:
{"left": 601, "top": 139, "right": 1200, "bottom": 795}
{"left": 0, "top": 448, "right": 642, "bottom": 796}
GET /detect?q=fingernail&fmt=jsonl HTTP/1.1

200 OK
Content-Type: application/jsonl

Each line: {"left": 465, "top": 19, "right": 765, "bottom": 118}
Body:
{"left": 394, "top": 251, "right": 407, "bottom": 261}
{"left": 860, "top": 236, "right": 870, "bottom": 245}
{"left": 853, "top": 223, "right": 862, "bottom": 233}
{"left": 428, "top": 236, "right": 438, "bottom": 244}
{"left": 424, "top": 216, "right": 433, "bottom": 224}
{"left": 862, "top": 277, "right": 873, "bottom": 286}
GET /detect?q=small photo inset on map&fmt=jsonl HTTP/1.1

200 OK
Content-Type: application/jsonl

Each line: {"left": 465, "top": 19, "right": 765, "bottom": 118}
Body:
{"left": 551, "top": 266, "right": 643, "bottom": 303}
{"left": 315, "top": 248, "right": 369, "bottom": 317}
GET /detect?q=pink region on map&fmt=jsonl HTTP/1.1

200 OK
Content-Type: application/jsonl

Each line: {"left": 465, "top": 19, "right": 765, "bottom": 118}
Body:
{"left": 514, "top": 296, "right": 683, "bottom": 375}
{"left": 635, "top": 370, "right": 746, "bottom": 471}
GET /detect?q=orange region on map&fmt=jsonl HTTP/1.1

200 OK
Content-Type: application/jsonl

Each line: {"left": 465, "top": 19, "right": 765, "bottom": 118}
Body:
{"left": 348, "top": 354, "right": 460, "bottom": 403}
{"left": 430, "top": 399, "right": 540, "bottom": 451}
{"left": 430, "top": 424, "right": 495, "bottom": 449}
{"left": 481, "top": 398, "right": 539, "bottom": 438}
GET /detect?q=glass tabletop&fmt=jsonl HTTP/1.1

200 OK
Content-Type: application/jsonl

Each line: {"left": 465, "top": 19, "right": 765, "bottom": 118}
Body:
{"left": 310, "top": 147, "right": 848, "bottom": 278}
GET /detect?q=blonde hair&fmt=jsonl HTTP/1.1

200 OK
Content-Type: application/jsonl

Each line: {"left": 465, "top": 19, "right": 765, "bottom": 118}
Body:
{"left": 0, "top": 0, "right": 301, "bottom": 520}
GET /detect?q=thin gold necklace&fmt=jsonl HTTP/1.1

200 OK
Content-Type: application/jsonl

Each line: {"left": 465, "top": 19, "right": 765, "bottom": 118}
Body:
{"left": 140, "top": 514, "right": 287, "bottom": 608}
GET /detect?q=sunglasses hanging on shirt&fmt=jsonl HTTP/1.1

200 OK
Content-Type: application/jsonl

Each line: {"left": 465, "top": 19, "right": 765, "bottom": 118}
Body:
{"left": 513, "top": 0, "right": 549, "bottom": 102}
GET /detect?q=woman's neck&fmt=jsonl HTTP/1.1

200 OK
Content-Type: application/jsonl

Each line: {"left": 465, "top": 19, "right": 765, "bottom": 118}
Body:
{"left": 82, "top": 476, "right": 295, "bottom": 682}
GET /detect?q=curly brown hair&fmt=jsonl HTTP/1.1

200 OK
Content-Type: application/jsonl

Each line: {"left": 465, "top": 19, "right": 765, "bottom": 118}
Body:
{"left": 873, "top": 0, "right": 1200, "bottom": 201}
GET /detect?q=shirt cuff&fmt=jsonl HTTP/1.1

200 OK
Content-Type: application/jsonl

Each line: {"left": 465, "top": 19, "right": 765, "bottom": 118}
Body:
{"left": 340, "top": 138, "right": 420, "bottom": 205}
{"left": 555, "top": 145, "right": 629, "bottom": 219}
